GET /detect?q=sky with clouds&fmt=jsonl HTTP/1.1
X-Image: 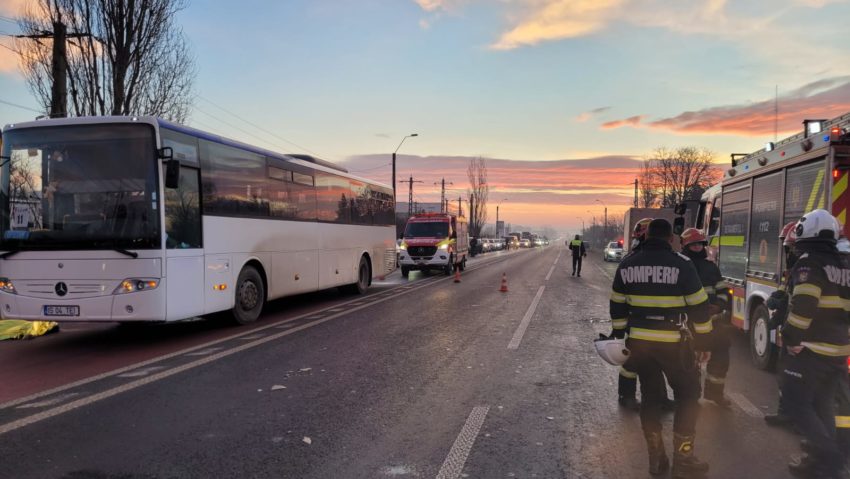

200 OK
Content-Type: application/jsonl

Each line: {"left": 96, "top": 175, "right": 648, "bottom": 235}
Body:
{"left": 1, "top": 0, "right": 849, "bottom": 231}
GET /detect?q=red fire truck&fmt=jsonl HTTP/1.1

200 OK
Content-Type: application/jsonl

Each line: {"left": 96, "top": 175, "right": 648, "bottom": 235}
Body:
{"left": 398, "top": 213, "right": 469, "bottom": 277}
{"left": 675, "top": 112, "right": 850, "bottom": 369}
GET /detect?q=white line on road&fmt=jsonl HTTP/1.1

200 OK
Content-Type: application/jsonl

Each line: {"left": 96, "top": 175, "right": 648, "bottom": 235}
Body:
{"left": 508, "top": 286, "right": 545, "bottom": 350}
{"left": 435, "top": 406, "right": 490, "bottom": 479}
{"left": 16, "top": 393, "right": 80, "bottom": 409}
{"left": 545, "top": 265, "right": 556, "bottom": 281}
{"left": 594, "top": 262, "right": 612, "bottom": 281}
{"left": 727, "top": 392, "right": 765, "bottom": 419}
{"left": 554, "top": 251, "right": 561, "bottom": 265}
{"left": 0, "top": 259, "right": 510, "bottom": 436}
{"left": 116, "top": 366, "right": 166, "bottom": 378}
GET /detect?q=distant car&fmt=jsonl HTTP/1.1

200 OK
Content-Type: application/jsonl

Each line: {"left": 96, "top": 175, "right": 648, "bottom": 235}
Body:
{"left": 603, "top": 241, "right": 624, "bottom": 262}
{"left": 520, "top": 238, "right": 532, "bottom": 248}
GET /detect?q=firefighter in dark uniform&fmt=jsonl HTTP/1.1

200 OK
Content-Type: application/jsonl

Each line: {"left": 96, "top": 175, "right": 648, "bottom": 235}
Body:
{"left": 779, "top": 209, "right": 850, "bottom": 478}
{"left": 680, "top": 228, "right": 732, "bottom": 408}
{"left": 766, "top": 221, "right": 802, "bottom": 428}
{"left": 568, "top": 234, "right": 587, "bottom": 277}
{"left": 610, "top": 219, "right": 712, "bottom": 477}
{"left": 618, "top": 218, "right": 674, "bottom": 412}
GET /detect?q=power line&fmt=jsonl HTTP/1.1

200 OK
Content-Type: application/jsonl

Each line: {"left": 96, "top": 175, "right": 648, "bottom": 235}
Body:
{"left": 197, "top": 95, "right": 327, "bottom": 160}
{"left": 0, "top": 15, "right": 17, "bottom": 24}
{"left": 349, "top": 162, "right": 391, "bottom": 173}
{"left": 0, "top": 98, "right": 42, "bottom": 114}
{"left": 193, "top": 106, "right": 295, "bottom": 153}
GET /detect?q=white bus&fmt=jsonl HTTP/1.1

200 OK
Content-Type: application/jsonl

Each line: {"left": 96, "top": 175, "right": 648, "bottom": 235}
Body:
{"left": 0, "top": 116, "right": 397, "bottom": 324}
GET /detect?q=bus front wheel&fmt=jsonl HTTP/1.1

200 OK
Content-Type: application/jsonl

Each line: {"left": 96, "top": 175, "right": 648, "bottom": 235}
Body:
{"left": 232, "top": 265, "right": 265, "bottom": 325}
{"left": 749, "top": 303, "right": 777, "bottom": 371}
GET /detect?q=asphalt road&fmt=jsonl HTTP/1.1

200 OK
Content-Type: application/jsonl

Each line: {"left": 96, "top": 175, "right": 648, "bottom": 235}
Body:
{"left": 0, "top": 245, "right": 808, "bottom": 478}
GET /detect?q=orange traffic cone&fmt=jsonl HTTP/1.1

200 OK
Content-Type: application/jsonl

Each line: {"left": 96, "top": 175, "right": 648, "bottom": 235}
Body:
{"left": 499, "top": 272, "right": 508, "bottom": 292}
{"left": 454, "top": 268, "right": 462, "bottom": 283}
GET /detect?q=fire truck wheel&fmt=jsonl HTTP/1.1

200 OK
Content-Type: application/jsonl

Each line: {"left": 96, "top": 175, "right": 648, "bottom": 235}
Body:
{"left": 749, "top": 303, "right": 777, "bottom": 371}
{"left": 401, "top": 266, "right": 410, "bottom": 278}
{"left": 444, "top": 255, "right": 454, "bottom": 275}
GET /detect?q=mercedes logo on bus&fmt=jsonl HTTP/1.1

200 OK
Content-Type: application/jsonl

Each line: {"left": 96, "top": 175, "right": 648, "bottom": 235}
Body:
{"left": 55, "top": 282, "right": 68, "bottom": 297}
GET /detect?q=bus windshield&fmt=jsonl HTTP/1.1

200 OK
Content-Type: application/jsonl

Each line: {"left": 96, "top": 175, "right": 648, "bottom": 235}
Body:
{"left": 404, "top": 221, "right": 449, "bottom": 238}
{"left": 0, "top": 123, "right": 160, "bottom": 251}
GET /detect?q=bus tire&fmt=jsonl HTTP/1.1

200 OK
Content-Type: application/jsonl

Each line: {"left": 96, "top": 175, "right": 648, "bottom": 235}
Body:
{"left": 401, "top": 266, "right": 410, "bottom": 278}
{"left": 343, "top": 255, "right": 370, "bottom": 295}
{"left": 232, "top": 265, "right": 265, "bottom": 325}
{"left": 749, "top": 303, "right": 777, "bottom": 371}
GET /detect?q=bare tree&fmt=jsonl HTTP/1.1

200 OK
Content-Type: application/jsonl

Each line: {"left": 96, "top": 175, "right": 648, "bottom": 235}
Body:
{"left": 15, "top": 0, "right": 195, "bottom": 121}
{"left": 637, "top": 147, "right": 720, "bottom": 208}
{"left": 637, "top": 159, "right": 658, "bottom": 208}
{"left": 467, "top": 157, "right": 488, "bottom": 237}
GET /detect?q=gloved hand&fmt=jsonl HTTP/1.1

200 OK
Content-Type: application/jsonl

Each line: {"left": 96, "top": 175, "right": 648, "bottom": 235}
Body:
{"left": 766, "top": 289, "right": 788, "bottom": 311}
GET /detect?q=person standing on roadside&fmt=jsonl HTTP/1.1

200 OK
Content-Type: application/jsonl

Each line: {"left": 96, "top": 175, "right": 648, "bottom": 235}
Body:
{"left": 568, "top": 234, "right": 587, "bottom": 277}
{"left": 609, "top": 219, "right": 712, "bottom": 478}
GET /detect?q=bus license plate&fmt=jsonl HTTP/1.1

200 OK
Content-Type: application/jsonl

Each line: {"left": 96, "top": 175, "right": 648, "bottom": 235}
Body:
{"left": 43, "top": 305, "right": 80, "bottom": 317}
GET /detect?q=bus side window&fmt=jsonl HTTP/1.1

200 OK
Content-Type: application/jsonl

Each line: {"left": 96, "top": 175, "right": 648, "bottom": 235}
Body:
{"left": 165, "top": 167, "right": 202, "bottom": 249}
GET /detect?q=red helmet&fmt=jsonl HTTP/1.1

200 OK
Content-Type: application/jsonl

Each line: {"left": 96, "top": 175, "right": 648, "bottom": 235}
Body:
{"left": 681, "top": 228, "right": 707, "bottom": 247}
{"left": 633, "top": 218, "right": 653, "bottom": 241}
{"left": 779, "top": 221, "right": 797, "bottom": 247}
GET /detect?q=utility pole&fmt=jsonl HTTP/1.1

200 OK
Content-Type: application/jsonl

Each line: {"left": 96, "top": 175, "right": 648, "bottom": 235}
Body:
{"left": 469, "top": 193, "right": 475, "bottom": 236}
{"left": 17, "top": 22, "right": 94, "bottom": 118}
{"left": 434, "top": 178, "right": 453, "bottom": 213}
{"left": 457, "top": 196, "right": 463, "bottom": 217}
{"left": 400, "top": 176, "right": 423, "bottom": 218}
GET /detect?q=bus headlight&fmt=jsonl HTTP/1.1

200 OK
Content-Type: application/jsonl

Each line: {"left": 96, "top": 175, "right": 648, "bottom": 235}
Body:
{"left": 0, "top": 278, "right": 16, "bottom": 294}
{"left": 113, "top": 278, "right": 159, "bottom": 294}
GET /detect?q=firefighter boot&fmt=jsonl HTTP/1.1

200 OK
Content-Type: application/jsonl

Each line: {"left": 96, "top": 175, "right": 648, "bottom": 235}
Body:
{"left": 644, "top": 431, "right": 670, "bottom": 476}
{"left": 703, "top": 377, "right": 732, "bottom": 409}
{"left": 672, "top": 434, "right": 709, "bottom": 478}
{"left": 788, "top": 453, "right": 846, "bottom": 479}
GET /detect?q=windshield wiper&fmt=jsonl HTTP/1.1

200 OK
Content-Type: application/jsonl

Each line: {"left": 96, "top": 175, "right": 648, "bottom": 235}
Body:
{"left": 114, "top": 249, "right": 139, "bottom": 259}
{"left": 0, "top": 250, "right": 20, "bottom": 260}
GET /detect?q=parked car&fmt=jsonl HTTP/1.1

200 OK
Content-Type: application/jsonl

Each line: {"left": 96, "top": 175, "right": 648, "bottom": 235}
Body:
{"left": 603, "top": 241, "right": 624, "bottom": 262}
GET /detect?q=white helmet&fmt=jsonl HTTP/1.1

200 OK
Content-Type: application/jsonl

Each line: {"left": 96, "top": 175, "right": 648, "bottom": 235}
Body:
{"left": 594, "top": 337, "right": 630, "bottom": 366}
{"left": 795, "top": 209, "right": 841, "bottom": 241}
{"left": 838, "top": 237, "right": 850, "bottom": 254}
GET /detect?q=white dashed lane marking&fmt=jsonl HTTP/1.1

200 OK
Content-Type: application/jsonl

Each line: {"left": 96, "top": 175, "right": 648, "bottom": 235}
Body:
{"left": 508, "top": 286, "right": 545, "bottom": 350}
{"left": 435, "top": 406, "right": 490, "bottom": 479}
{"left": 727, "top": 392, "right": 765, "bottom": 419}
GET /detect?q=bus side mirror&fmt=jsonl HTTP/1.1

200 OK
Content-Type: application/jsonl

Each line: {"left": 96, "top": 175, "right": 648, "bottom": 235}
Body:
{"left": 165, "top": 159, "right": 180, "bottom": 189}
{"left": 674, "top": 203, "right": 687, "bottom": 215}
{"left": 158, "top": 146, "right": 173, "bottom": 160}
{"left": 673, "top": 217, "right": 685, "bottom": 235}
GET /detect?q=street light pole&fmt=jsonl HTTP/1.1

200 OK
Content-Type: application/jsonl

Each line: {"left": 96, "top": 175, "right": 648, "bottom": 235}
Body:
{"left": 596, "top": 199, "right": 608, "bottom": 242}
{"left": 392, "top": 133, "right": 418, "bottom": 205}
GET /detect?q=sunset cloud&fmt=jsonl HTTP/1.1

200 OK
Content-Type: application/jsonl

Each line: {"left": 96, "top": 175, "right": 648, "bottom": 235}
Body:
{"left": 601, "top": 115, "right": 646, "bottom": 130}
{"left": 341, "top": 154, "right": 641, "bottom": 228}
{"left": 601, "top": 77, "right": 850, "bottom": 136}
{"left": 491, "top": 0, "right": 624, "bottom": 50}
{"left": 576, "top": 106, "right": 611, "bottom": 122}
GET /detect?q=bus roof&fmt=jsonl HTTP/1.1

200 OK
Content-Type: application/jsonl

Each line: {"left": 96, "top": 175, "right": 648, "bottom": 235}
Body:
{"left": 2, "top": 115, "right": 392, "bottom": 190}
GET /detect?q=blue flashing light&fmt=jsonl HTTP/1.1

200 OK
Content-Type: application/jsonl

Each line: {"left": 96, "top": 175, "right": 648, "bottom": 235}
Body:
{"left": 744, "top": 165, "right": 750, "bottom": 170}
{"left": 824, "top": 135, "right": 831, "bottom": 142}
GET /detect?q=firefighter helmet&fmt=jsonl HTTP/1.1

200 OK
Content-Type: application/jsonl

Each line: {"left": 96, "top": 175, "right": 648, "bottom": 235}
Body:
{"left": 779, "top": 221, "right": 798, "bottom": 247}
{"left": 680, "top": 228, "right": 707, "bottom": 247}
{"left": 594, "top": 337, "right": 630, "bottom": 366}
{"left": 795, "top": 209, "right": 841, "bottom": 241}
{"left": 838, "top": 236, "right": 850, "bottom": 254}
{"left": 633, "top": 218, "right": 653, "bottom": 241}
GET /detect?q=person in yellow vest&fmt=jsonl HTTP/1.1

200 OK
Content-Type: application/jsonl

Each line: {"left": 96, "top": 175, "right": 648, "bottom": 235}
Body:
{"left": 567, "top": 234, "right": 586, "bottom": 277}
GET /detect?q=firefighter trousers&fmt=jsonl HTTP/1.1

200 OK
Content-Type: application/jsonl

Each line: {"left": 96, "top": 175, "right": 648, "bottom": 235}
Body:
{"left": 836, "top": 373, "right": 850, "bottom": 463}
{"left": 782, "top": 350, "right": 845, "bottom": 468}
{"left": 705, "top": 319, "right": 733, "bottom": 395}
{"left": 619, "top": 359, "right": 671, "bottom": 401}
{"left": 626, "top": 338, "right": 701, "bottom": 435}
{"left": 571, "top": 256, "right": 583, "bottom": 275}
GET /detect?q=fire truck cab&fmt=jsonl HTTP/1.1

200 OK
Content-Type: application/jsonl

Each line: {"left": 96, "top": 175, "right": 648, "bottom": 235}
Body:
{"left": 398, "top": 213, "right": 469, "bottom": 277}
